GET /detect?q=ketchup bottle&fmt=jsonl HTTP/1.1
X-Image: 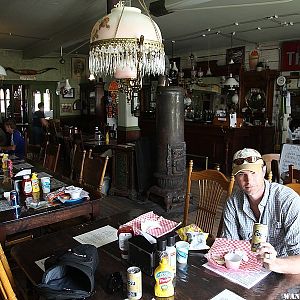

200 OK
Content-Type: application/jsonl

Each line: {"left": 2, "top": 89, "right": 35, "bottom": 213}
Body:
{"left": 117, "top": 225, "right": 134, "bottom": 260}
{"left": 22, "top": 175, "right": 32, "bottom": 196}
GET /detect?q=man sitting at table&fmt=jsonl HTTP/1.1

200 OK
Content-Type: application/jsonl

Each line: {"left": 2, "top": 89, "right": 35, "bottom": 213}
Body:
{"left": 0, "top": 118, "right": 25, "bottom": 158}
{"left": 222, "top": 148, "right": 300, "bottom": 274}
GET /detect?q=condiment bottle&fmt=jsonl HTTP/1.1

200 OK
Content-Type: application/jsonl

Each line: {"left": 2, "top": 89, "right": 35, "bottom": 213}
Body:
{"left": 154, "top": 257, "right": 174, "bottom": 298}
{"left": 22, "top": 175, "right": 32, "bottom": 196}
{"left": 117, "top": 225, "right": 134, "bottom": 260}
{"left": 166, "top": 235, "right": 176, "bottom": 285}
{"left": 31, "top": 173, "right": 40, "bottom": 193}
{"left": 2, "top": 154, "right": 8, "bottom": 169}
{"left": 31, "top": 172, "right": 40, "bottom": 202}
{"left": 156, "top": 239, "right": 167, "bottom": 267}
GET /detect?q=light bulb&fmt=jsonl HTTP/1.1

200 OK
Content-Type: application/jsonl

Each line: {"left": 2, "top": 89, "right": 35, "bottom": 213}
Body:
{"left": 232, "top": 92, "right": 239, "bottom": 104}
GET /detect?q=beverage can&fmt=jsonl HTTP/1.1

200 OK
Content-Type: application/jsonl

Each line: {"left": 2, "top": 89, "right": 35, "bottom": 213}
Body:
{"left": 14, "top": 179, "right": 23, "bottom": 193}
{"left": 10, "top": 190, "right": 19, "bottom": 207}
{"left": 127, "top": 266, "right": 142, "bottom": 300}
{"left": 251, "top": 223, "right": 268, "bottom": 252}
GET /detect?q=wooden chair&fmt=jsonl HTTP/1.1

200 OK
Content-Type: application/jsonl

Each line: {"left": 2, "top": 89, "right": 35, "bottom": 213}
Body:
{"left": 287, "top": 164, "right": 300, "bottom": 183}
{"left": 82, "top": 154, "right": 109, "bottom": 193}
{"left": 261, "top": 153, "right": 280, "bottom": 182}
{"left": 0, "top": 244, "right": 16, "bottom": 300}
{"left": 285, "top": 183, "right": 300, "bottom": 195}
{"left": 183, "top": 160, "right": 234, "bottom": 237}
{"left": 43, "top": 141, "right": 61, "bottom": 172}
{"left": 24, "top": 131, "right": 43, "bottom": 161}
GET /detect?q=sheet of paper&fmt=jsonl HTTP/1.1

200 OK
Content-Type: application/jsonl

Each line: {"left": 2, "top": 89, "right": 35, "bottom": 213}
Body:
{"left": 73, "top": 225, "right": 118, "bottom": 248}
{"left": 211, "top": 289, "right": 246, "bottom": 300}
{"left": 35, "top": 257, "right": 48, "bottom": 271}
{"left": 203, "top": 263, "right": 271, "bottom": 289}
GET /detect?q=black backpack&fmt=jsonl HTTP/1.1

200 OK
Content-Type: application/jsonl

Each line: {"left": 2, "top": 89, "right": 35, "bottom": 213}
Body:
{"left": 36, "top": 244, "right": 99, "bottom": 300}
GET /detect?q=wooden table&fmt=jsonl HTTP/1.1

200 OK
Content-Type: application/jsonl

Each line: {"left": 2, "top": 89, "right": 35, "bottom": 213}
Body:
{"left": 11, "top": 209, "right": 300, "bottom": 300}
{"left": 0, "top": 161, "right": 101, "bottom": 245}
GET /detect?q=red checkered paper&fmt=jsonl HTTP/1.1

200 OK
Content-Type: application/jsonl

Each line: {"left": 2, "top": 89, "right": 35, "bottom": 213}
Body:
{"left": 206, "top": 238, "right": 263, "bottom": 272}
{"left": 123, "top": 211, "right": 181, "bottom": 238}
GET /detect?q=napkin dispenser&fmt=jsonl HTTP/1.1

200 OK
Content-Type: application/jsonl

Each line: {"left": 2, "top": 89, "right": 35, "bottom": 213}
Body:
{"left": 128, "top": 235, "right": 157, "bottom": 276}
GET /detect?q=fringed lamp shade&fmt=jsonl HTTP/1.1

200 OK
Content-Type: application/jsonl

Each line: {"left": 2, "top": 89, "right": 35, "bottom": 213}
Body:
{"left": 89, "top": 4, "right": 165, "bottom": 82}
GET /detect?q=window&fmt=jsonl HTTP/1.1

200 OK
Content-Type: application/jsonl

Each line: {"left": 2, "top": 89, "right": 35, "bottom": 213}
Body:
{"left": 0, "top": 88, "right": 11, "bottom": 116}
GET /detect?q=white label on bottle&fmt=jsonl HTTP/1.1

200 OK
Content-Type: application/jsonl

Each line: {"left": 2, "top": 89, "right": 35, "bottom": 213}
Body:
{"left": 118, "top": 232, "right": 132, "bottom": 251}
{"left": 168, "top": 251, "right": 177, "bottom": 274}
{"left": 24, "top": 182, "right": 32, "bottom": 194}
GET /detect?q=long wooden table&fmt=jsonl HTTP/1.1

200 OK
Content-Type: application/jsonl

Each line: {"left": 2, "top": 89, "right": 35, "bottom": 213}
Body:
{"left": 0, "top": 160, "right": 101, "bottom": 245}
{"left": 11, "top": 209, "right": 300, "bottom": 299}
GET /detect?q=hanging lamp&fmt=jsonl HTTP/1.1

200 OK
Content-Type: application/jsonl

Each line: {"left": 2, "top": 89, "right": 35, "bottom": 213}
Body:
{"left": 89, "top": 1, "right": 165, "bottom": 99}
{"left": 224, "top": 73, "right": 239, "bottom": 90}
{"left": 224, "top": 32, "right": 239, "bottom": 89}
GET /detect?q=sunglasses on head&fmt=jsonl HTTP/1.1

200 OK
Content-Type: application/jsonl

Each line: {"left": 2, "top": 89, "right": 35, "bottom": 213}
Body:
{"left": 233, "top": 156, "right": 262, "bottom": 165}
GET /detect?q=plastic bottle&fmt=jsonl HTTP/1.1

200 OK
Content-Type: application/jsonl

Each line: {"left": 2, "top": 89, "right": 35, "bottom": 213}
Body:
{"left": 22, "top": 175, "right": 32, "bottom": 196}
{"left": 166, "top": 235, "right": 176, "bottom": 282}
{"left": 117, "top": 225, "right": 134, "bottom": 260}
{"left": 154, "top": 257, "right": 174, "bottom": 298}
{"left": 2, "top": 154, "right": 8, "bottom": 169}
{"left": 156, "top": 239, "right": 167, "bottom": 268}
{"left": 31, "top": 172, "right": 40, "bottom": 202}
{"left": 31, "top": 173, "right": 40, "bottom": 193}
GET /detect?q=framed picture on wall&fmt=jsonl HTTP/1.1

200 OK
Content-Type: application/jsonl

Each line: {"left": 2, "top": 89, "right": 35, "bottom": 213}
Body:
{"left": 226, "top": 46, "right": 245, "bottom": 65}
{"left": 71, "top": 57, "right": 86, "bottom": 79}
{"left": 62, "top": 88, "right": 75, "bottom": 98}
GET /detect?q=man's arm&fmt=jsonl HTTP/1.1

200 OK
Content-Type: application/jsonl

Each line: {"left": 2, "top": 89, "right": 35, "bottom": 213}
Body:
{"left": 257, "top": 242, "right": 300, "bottom": 274}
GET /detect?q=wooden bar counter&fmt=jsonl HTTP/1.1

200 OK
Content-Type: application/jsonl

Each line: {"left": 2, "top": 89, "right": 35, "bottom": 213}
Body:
{"left": 139, "top": 119, "right": 275, "bottom": 175}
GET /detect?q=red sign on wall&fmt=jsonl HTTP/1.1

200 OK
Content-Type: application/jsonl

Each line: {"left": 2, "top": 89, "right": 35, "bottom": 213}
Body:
{"left": 281, "top": 40, "right": 300, "bottom": 71}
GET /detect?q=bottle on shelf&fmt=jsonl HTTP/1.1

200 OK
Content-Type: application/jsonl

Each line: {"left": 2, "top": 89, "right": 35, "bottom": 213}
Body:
{"left": 94, "top": 126, "right": 99, "bottom": 140}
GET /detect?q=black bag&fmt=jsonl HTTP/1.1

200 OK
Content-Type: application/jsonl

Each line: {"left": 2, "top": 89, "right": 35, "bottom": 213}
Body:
{"left": 37, "top": 244, "right": 99, "bottom": 300}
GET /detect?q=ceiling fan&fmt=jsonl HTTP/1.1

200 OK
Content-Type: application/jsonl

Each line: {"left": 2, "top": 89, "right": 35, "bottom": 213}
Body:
{"left": 149, "top": 0, "right": 294, "bottom": 17}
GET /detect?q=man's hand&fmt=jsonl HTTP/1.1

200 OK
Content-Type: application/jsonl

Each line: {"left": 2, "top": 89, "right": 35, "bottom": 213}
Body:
{"left": 256, "top": 242, "right": 280, "bottom": 272}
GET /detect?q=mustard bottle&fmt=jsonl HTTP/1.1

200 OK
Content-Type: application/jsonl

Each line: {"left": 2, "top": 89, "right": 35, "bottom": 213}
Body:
{"left": 31, "top": 173, "right": 40, "bottom": 193}
{"left": 2, "top": 154, "right": 8, "bottom": 169}
{"left": 154, "top": 257, "right": 174, "bottom": 298}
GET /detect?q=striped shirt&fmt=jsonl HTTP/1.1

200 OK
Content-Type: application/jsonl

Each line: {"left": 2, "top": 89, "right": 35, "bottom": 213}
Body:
{"left": 222, "top": 180, "right": 300, "bottom": 257}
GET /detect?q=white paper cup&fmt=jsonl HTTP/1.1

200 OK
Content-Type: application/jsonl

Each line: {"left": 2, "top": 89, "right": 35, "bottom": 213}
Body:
{"left": 176, "top": 241, "right": 190, "bottom": 264}
{"left": 224, "top": 253, "right": 242, "bottom": 270}
{"left": 41, "top": 177, "right": 51, "bottom": 194}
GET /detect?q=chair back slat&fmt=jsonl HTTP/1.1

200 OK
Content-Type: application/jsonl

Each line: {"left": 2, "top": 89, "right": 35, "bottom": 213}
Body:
{"left": 70, "top": 144, "right": 86, "bottom": 184}
{"left": 183, "top": 160, "right": 234, "bottom": 237}
{"left": 288, "top": 164, "right": 300, "bottom": 183}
